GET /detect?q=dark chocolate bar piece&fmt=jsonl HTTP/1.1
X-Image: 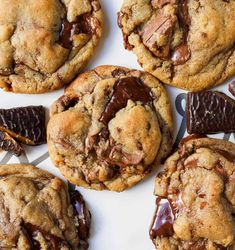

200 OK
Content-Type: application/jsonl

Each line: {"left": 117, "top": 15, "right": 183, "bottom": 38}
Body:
{"left": 0, "top": 130, "right": 24, "bottom": 156}
{"left": 0, "top": 106, "right": 46, "bottom": 145}
{"left": 186, "top": 91, "right": 235, "bottom": 134}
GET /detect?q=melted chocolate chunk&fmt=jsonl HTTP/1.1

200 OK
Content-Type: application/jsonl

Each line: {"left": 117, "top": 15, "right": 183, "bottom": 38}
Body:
{"left": 186, "top": 91, "right": 235, "bottom": 134}
{"left": 55, "top": 95, "right": 79, "bottom": 113}
{"left": 171, "top": 44, "right": 190, "bottom": 65}
{"left": 69, "top": 190, "right": 91, "bottom": 245}
{"left": 150, "top": 197, "right": 175, "bottom": 240}
{"left": 22, "top": 222, "right": 70, "bottom": 250}
{"left": 111, "top": 68, "right": 128, "bottom": 77}
{"left": 0, "top": 106, "right": 46, "bottom": 145}
{"left": 59, "top": 13, "right": 94, "bottom": 49}
{"left": 171, "top": 0, "right": 191, "bottom": 65}
{"left": 99, "top": 77, "right": 153, "bottom": 126}
{"left": 229, "top": 80, "right": 235, "bottom": 97}
{"left": 0, "top": 130, "right": 24, "bottom": 156}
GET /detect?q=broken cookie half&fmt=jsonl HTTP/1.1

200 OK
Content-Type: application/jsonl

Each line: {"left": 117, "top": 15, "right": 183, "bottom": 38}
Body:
{"left": 150, "top": 135, "right": 235, "bottom": 249}
{"left": 47, "top": 65, "right": 173, "bottom": 192}
{"left": 0, "top": 164, "right": 91, "bottom": 250}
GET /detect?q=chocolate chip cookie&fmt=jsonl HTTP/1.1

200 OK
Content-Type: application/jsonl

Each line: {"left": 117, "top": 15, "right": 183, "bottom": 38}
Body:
{"left": 118, "top": 0, "right": 235, "bottom": 91}
{"left": 150, "top": 135, "right": 235, "bottom": 249}
{"left": 0, "top": 164, "right": 91, "bottom": 249}
{"left": 0, "top": 0, "right": 103, "bottom": 93}
{"left": 47, "top": 65, "right": 173, "bottom": 192}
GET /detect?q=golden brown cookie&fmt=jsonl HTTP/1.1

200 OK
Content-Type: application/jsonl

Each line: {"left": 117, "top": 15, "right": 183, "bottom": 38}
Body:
{"left": 47, "top": 65, "right": 174, "bottom": 192}
{"left": 118, "top": 0, "right": 235, "bottom": 91}
{"left": 0, "top": 0, "right": 103, "bottom": 93}
{"left": 150, "top": 135, "right": 235, "bottom": 249}
{"left": 0, "top": 164, "right": 91, "bottom": 249}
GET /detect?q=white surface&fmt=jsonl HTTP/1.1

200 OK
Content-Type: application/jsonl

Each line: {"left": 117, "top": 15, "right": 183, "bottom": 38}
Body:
{"left": 0, "top": 1, "right": 234, "bottom": 250}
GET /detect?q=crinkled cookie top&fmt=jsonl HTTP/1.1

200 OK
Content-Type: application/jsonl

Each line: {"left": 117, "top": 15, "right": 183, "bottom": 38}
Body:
{"left": 0, "top": 0, "right": 102, "bottom": 93}
{"left": 47, "top": 65, "right": 173, "bottom": 192}
{"left": 0, "top": 164, "right": 91, "bottom": 250}
{"left": 151, "top": 135, "right": 235, "bottom": 249}
{"left": 118, "top": 0, "right": 235, "bottom": 91}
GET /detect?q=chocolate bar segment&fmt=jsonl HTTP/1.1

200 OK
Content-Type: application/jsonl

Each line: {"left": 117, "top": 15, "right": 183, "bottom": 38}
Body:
{"left": 0, "top": 106, "right": 46, "bottom": 145}
{"left": 0, "top": 130, "right": 24, "bottom": 156}
{"left": 186, "top": 91, "right": 235, "bottom": 134}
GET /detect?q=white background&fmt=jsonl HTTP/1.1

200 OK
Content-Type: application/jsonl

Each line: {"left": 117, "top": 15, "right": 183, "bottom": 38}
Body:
{"left": 0, "top": 1, "right": 234, "bottom": 250}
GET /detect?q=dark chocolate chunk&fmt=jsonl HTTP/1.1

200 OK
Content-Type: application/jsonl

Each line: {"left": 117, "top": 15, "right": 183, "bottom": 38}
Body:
{"left": 171, "top": 0, "right": 191, "bottom": 65}
{"left": 0, "top": 106, "right": 46, "bottom": 145}
{"left": 229, "top": 80, "right": 235, "bottom": 97}
{"left": 171, "top": 44, "right": 191, "bottom": 65}
{"left": 140, "top": 0, "right": 191, "bottom": 64}
{"left": 140, "top": 13, "right": 176, "bottom": 59}
{"left": 186, "top": 91, "right": 235, "bottom": 134}
{"left": 99, "top": 77, "right": 153, "bottom": 126}
{"left": 69, "top": 190, "right": 91, "bottom": 246}
{"left": 54, "top": 95, "right": 79, "bottom": 113}
{"left": 0, "top": 130, "right": 24, "bottom": 156}
{"left": 150, "top": 197, "right": 174, "bottom": 240}
{"left": 59, "top": 13, "right": 95, "bottom": 49}
{"left": 22, "top": 222, "right": 70, "bottom": 250}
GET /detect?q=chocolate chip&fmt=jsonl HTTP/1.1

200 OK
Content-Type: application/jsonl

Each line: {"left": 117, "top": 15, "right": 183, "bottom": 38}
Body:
{"left": 99, "top": 77, "right": 153, "bottom": 126}
{"left": 186, "top": 91, "right": 235, "bottom": 134}
{"left": 150, "top": 197, "right": 175, "bottom": 240}
{"left": 0, "top": 106, "right": 46, "bottom": 145}
{"left": 0, "top": 130, "right": 24, "bottom": 156}
{"left": 229, "top": 80, "right": 235, "bottom": 97}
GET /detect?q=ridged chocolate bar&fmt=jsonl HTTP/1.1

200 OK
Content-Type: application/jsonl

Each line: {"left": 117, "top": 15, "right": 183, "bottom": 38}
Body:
{"left": 0, "top": 106, "right": 46, "bottom": 145}
{"left": 187, "top": 91, "right": 235, "bottom": 134}
{"left": 0, "top": 130, "right": 24, "bottom": 156}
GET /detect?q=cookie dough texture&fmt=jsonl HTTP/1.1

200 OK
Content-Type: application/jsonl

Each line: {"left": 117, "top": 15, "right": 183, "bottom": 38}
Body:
{"left": 47, "top": 65, "right": 173, "bottom": 192}
{"left": 152, "top": 136, "right": 235, "bottom": 249}
{"left": 0, "top": 0, "right": 103, "bottom": 93}
{"left": 118, "top": 0, "right": 235, "bottom": 91}
{"left": 0, "top": 164, "right": 89, "bottom": 249}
